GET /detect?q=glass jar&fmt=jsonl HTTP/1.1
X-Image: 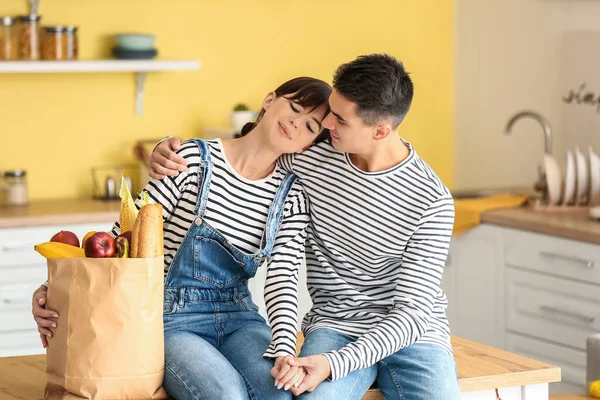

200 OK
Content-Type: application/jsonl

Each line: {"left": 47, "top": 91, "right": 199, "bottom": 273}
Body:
{"left": 41, "top": 26, "right": 65, "bottom": 60}
{"left": 64, "top": 25, "right": 78, "bottom": 60}
{"left": 0, "top": 16, "right": 17, "bottom": 61}
{"left": 17, "top": 15, "right": 41, "bottom": 60}
{"left": 2, "top": 170, "right": 28, "bottom": 206}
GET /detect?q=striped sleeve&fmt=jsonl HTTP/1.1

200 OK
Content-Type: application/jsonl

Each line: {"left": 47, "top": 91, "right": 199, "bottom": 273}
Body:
{"left": 323, "top": 194, "right": 455, "bottom": 381}
{"left": 110, "top": 141, "right": 200, "bottom": 236}
{"left": 263, "top": 185, "right": 309, "bottom": 358}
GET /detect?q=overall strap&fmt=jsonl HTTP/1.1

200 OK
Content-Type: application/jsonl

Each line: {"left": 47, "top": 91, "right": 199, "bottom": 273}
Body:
{"left": 261, "top": 173, "right": 298, "bottom": 256}
{"left": 191, "top": 139, "right": 213, "bottom": 217}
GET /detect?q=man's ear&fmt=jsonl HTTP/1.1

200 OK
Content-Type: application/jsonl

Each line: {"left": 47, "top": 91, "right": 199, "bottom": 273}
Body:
{"left": 262, "top": 92, "right": 277, "bottom": 110}
{"left": 373, "top": 123, "right": 393, "bottom": 141}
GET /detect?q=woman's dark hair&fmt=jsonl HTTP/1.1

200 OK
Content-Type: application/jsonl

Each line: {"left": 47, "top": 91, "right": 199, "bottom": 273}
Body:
{"left": 240, "top": 77, "right": 331, "bottom": 143}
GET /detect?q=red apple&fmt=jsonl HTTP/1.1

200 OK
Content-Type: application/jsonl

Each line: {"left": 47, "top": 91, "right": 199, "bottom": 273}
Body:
{"left": 81, "top": 231, "right": 96, "bottom": 249}
{"left": 84, "top": 232, "right": 116, "bottom": 258}
{"left": 117, "top": 230, "right": 132, "bottom": 244}
{"left": 50, "top": 230, "right": 80, "bottom": 247}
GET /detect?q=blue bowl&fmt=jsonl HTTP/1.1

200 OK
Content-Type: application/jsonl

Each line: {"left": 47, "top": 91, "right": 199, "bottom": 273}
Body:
{"left": 114, "top": 33, "right": 156, "bottom": 51}
{"left": 112, "top": 47, "right": 158, "bottom": 60}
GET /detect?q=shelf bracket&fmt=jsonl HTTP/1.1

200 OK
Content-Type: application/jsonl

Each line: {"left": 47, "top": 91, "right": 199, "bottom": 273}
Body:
{"left": 135, "top": 72, "right": 148, "bottom": 117}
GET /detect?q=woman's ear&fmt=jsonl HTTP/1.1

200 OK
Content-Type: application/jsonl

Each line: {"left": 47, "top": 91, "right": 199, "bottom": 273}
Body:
{"left": 262, "top": 92, "right": 277, "bottom": 110}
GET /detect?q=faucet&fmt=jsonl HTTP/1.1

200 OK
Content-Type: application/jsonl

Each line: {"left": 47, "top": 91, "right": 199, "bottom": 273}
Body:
{"left": 505, "top": 110, "right": 553, "bottom": 155}
{"left": 504, "top": 110, "right": 553, "bottom": 196}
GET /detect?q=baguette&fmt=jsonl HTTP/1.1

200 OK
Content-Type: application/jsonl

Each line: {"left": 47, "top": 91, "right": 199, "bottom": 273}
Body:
{"left": 131, "top": 204, "right": 164, "bottom": 258}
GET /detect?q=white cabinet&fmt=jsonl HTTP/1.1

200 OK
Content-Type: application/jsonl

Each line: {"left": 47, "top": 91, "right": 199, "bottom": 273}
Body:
{"left": 453, "top": 225, "right": 600, "bottom": 395}
{"left": 0, "top": 221, "right": 115, "bottom": 357}
{"left": 443, "top": 225, "right": 505, "bottom": 349}
{"left": 506, "top": 333, "right": 587, "bottom": 394}
{"left": 505, "top": 268, "right": 599, "bottom": 352}
{"left": 504, "top": 229, "right": 600, "bottom": 285}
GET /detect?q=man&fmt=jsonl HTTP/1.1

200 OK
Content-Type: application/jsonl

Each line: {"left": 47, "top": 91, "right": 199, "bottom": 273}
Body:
{"left": 150, "top": 54, "right": 459, "bottom": 400}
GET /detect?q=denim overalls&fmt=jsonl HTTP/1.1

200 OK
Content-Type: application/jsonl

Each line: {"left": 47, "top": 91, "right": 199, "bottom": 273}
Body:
{"left": 162, "top": 139, "right": 295, "bottom": 400}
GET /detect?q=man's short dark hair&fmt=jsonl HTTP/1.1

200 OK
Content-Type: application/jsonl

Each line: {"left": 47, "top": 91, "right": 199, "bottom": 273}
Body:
{"left": 333, "top": 54, "right": 414, "bottom": 129}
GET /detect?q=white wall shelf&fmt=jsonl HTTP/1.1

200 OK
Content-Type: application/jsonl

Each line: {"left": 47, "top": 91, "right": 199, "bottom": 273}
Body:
{"left": 0, "top": 59, "right": 201, "bottom": 116}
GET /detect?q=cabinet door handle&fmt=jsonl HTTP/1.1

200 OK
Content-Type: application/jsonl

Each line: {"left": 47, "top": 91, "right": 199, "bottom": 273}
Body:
{"left": 3, "top": 298, "right": 31, "bottom": 306}
{"left": 1, "top": 244, "right": 33, "bottom": 252}
{"left": 539, "top": 305, "right": 595, "bottom": 324}
{"left": 539, "top": 251, "right": 594, "bottom": 268}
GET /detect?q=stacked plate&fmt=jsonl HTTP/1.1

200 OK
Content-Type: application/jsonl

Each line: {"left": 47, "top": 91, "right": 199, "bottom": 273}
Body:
{"left": 544, "top": 146, "right": 600, "bottom": 207}
{"left": 112, "top": 33, "right": 158, "bottom": 60}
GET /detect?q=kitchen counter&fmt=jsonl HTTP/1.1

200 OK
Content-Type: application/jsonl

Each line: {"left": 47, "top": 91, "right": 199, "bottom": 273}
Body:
{"left": 4, "top": 199, "right": 598, "bottom": 245}
{"left": 0, "top": 336, "right": 560, "bottom": 399}
{"left": 482, "top": 206, "right": 600, "bottom": 245}
{"left": 0, "top": 199, "right": 120, "bottom": 228}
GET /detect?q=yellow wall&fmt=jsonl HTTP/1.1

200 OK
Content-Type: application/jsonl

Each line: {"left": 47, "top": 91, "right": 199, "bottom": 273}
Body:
{"left": 0, "top": 0, "right": 454, "bottom": 201}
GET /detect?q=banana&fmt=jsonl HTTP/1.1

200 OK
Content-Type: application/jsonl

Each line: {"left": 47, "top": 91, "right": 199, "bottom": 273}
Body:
{"left": 35, "top": 242, "right": 85, "bottom": 259}
{"left": 115, "top": 236, "right": 129, "bottom": 258}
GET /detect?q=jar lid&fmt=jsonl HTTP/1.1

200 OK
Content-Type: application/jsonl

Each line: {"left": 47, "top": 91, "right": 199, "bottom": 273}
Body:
{"left": 17, "top": 14, "right": 41, "bottom": 22}
{"left": 65, "top": 25, "right": 78, "bottom": 32}
{"left": 43, "top": 25, "right": 65, "bottom": 33}
{"left": 0, "top": 16, "right": 13, "bottom": 26}
{"left": 4, "top": 170, "right": 26, "bottom": 178}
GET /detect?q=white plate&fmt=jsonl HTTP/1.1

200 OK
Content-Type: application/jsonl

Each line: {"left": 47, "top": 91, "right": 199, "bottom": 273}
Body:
{"left": 589, "top": 146, "right": 600, "bottom": 205}
{"left": 575, "top": 147, "right": 588, "bottom": 204}
{"left": 563, "top": 150, "right": 576, "bottom": 205}
{"left": 544, "top": 154, "right": 562, "bottom": 205}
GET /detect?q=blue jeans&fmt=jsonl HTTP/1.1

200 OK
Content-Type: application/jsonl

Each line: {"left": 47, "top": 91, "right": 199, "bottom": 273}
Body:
{"left": 163, "top": 292, "right": 291, "bottom": 400}
{"left": 296, "top": 329, "right": 460, "bottom": 400}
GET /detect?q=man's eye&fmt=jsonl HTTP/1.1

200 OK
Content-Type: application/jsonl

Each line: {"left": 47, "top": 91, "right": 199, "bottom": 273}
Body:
{"left": 306, "top": 122, "right": 315, "bottom": 134}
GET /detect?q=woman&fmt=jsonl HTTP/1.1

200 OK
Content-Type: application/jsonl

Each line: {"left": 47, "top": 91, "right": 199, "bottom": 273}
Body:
{"left": 31, "top": 77, "right": 331, "bottom": 400}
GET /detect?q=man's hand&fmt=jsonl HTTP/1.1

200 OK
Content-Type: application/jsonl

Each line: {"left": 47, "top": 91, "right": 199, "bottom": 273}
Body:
{"left": 271, "top": 356, "right": 306, "bottom": 391}
{"left": 149, "top": 137, "right": 188, "bottom": 179}
{"left": 289, "top": 355, "right": 331, "bottom": 396}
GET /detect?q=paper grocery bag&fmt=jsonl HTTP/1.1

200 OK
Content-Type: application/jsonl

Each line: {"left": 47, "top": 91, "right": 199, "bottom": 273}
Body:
{"left": 44, "top": 256, "right": 168, "bottom": 400}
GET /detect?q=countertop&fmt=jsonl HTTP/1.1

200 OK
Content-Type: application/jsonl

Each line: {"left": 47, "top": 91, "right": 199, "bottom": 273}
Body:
{"left": 0, "top": 336, "right": 560, "bottom": 399}
{"left": 1, "top": 199, "right": 599, "bottom": 246}
{"left": 482, "top": 206, "right": 600, "bottom": 245}
{"left": 0, "top": 199, "right": 120, "bottom": 229}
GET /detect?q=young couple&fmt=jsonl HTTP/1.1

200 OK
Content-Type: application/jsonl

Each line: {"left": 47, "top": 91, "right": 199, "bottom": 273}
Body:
{"left": 32, "top": 54, "right": 458, "bottom": 400}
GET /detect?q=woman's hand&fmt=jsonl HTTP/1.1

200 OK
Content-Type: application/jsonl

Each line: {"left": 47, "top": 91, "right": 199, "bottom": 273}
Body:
{"left": 149, "top": 137, "right": 188, "bottom": 180}
{"left": 271, "top": 355, "right": 306, "bottom": 391}
{"left": 32, "top": 285, "right": 58, "bottom": 348}
{"left": 289, "top": 355, "right": 332, "bottom": 395}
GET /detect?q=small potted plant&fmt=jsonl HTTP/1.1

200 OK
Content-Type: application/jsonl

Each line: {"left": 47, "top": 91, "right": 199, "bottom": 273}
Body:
{"left": 231, "top": 103, "right": 257, "bottom": 132}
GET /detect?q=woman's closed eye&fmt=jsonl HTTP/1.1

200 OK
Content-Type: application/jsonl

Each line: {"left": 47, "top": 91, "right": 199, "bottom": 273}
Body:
{"left": 290, "top": 101, "right": 317, "bottom": 133}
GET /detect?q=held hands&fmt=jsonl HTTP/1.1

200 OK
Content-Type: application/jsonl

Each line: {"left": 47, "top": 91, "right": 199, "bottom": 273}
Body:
{"left": 272, "top": 356, "right": 305, "bottom": 391}
{"left": 272, "top": 355, "right": 331, "bottom": 396}
{"left": 32, "top": 285, "right": 59, "bottom": 348}
{"left": 149, "top": 137, "right": 188, "bottom": 180}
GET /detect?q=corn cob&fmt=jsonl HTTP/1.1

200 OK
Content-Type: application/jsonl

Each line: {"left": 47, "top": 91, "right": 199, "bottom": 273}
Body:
{"left": 119, "top": 176, "right": 138, "bottom": 233}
